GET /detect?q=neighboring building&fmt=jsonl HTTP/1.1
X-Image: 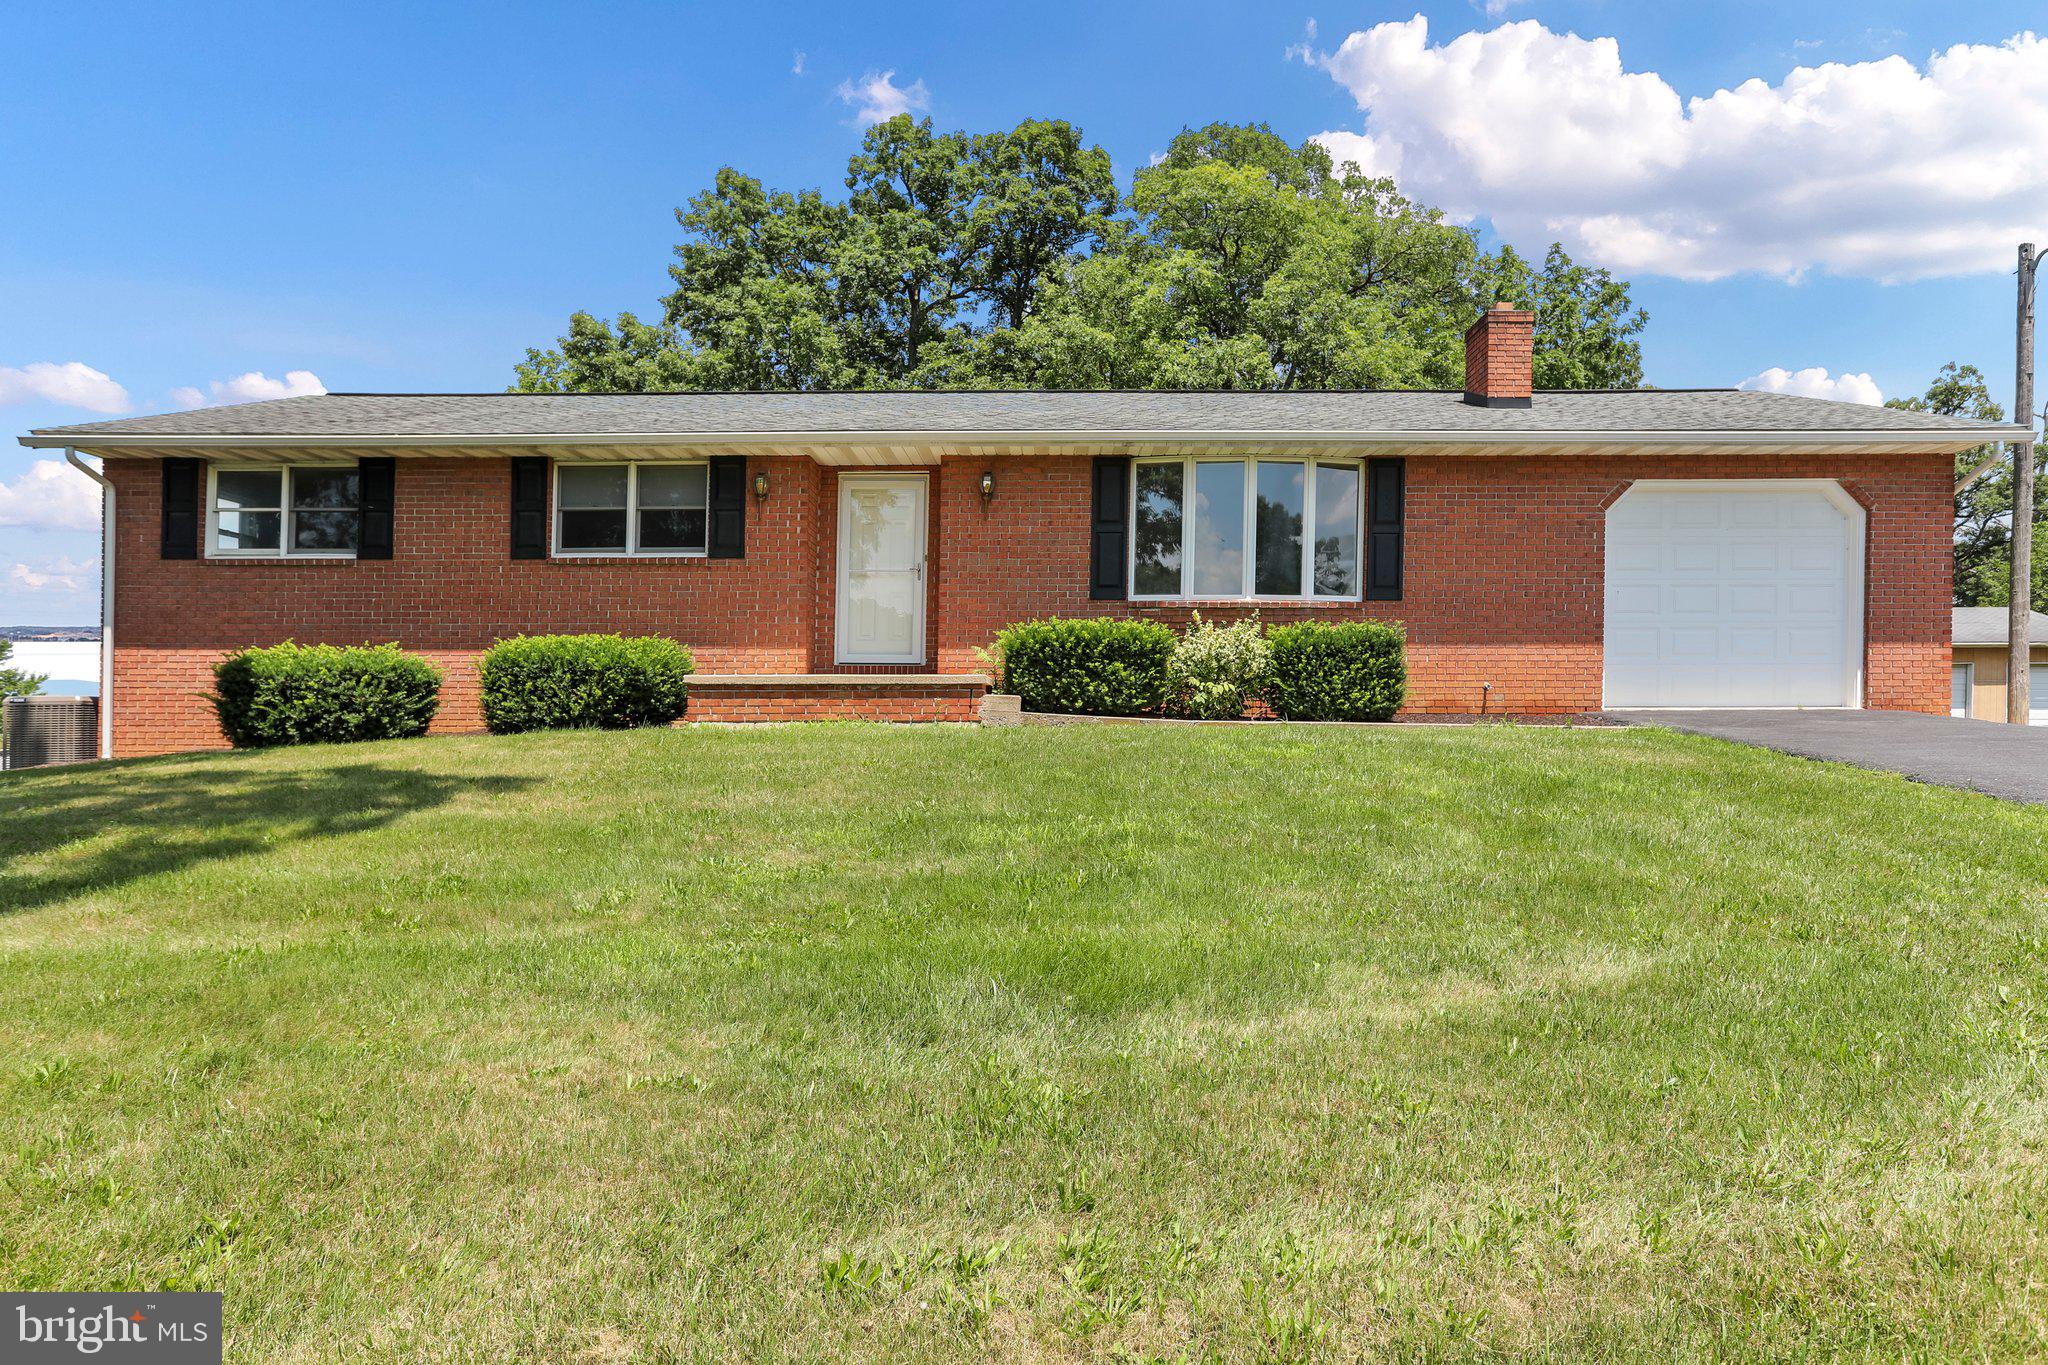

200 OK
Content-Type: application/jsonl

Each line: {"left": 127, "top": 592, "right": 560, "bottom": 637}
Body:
{"left": 1950, "top": 607, "right": 2048, "bottom": 724}
{"left": 20, "top": 307, "right": 2025, "bottom": 757}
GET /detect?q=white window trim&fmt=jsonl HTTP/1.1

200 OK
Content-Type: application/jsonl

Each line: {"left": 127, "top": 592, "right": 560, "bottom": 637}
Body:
{"left": 550, "top": 460, "right": 711, "bottom": 559}
{"left": 1128, "top": 455, "right": 1365, "bottom": 603}
{"left": 204, "top": 463, "right": 360, "bottom": 560}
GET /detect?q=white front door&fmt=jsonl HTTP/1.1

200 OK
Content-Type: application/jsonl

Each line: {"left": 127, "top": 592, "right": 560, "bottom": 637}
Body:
{"left": 836, "top": 475, "right": 927, "bottom": 664}
{"left": 1952, "top": 664, "right": 1973, "bottom": 718}
{"left": 2032, "top": 664, "right": 2048, "bottom": 726}
{"left": 1603, "top": 481, "right": 1863, "bottom": 708}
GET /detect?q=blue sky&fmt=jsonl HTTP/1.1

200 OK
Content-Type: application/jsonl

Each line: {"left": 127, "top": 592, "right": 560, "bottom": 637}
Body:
{"left": 4, "top": 0, "right": 2045, "bottom": 624}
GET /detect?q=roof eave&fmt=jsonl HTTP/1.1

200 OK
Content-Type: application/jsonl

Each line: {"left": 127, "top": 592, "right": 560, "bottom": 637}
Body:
{"left": 19, "top": 425, "right": 2032, "bottom": 454}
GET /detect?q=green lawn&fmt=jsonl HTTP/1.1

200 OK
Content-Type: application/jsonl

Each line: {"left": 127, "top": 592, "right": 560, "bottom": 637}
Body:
{"left": 3, "top": 724, "right": 2047, "bottom": 1361}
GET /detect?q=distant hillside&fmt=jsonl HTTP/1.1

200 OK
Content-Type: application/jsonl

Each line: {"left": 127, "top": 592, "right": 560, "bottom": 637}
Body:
{"left": 0, "top": 627, "right": 99, "bottom": 643}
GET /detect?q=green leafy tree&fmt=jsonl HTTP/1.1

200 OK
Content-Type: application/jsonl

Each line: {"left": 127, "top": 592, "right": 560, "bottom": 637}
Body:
{"left": 0, "top": 640, "right": 45, "bottom": 699}
{"left": 1475, "top": 243, "right": 1647, "bottom": 389}
{"left": 515, "top": 118, "right": 1646, "bottom": 396}
{"left": 1889, "top": 363, "right": 2044, "bottom": 609}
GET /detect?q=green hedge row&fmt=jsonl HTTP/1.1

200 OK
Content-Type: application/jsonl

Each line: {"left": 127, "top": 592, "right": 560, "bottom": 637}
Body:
{"left": 992, "top": 617, "right": 1406, "bottom": 722}
{"left": 209, "top": 633, "right": 699, "bottom": 747}
{"left": 211, "top": 643, "right": 442, "bottom": 747}
{"left": 478, "top": 633, "right": 694, "bottom": 733}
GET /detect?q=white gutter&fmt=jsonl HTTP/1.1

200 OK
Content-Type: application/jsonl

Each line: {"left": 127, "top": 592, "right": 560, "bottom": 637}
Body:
{"left": 18, "top": 425, "right": 2037, "bottom": 451}
{"left": 62, "top": 447, "right": 113, "bottom": 761}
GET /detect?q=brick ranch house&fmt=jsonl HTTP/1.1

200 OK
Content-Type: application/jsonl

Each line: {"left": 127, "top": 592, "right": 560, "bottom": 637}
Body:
{"left": 21, "top": 308, "right": 2025, "bottom": 757}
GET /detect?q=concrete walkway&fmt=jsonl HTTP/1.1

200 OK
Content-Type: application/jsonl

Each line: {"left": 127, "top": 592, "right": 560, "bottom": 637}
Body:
{"left": 1604, "top": 709, "right": 2048, "bottom": 806}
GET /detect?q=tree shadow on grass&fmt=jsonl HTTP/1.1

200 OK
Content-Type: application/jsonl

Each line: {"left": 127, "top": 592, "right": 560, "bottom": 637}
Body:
{"left": 0, "top": 754, "right": 535, "bottom": 916}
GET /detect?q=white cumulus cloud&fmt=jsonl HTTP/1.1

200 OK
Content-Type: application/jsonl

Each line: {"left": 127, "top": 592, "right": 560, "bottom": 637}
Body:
{"left": 171, "top": 369, "right": 326, "bottom": 409}
{"left": 1737, "top": 366, "right": 1885, "bottom": 405}
{"left": 0, "top": 459, "right": 103, "bottom": 531}
{"left": 8, "top": 555, "right": 98, "bottom": 595}
{"left": 836, "top": 70, "right": 930, "bottom": 127}
{"left": 1308, "top": 16, "right": 2048, "bottom": 281}
{"left": 0, "top": 362, "right": 130, "bottom": 414}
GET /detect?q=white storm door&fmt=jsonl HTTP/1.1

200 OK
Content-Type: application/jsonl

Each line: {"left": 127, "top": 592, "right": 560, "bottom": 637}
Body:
{"left": 2032, "top": 665, "right": 2048, "bottom": 726}
{"left": 836, "top": 475, "right": 927, "bottom": 664}
{"left": 1603, "top": 482, "right": 1861, "bottom": 708}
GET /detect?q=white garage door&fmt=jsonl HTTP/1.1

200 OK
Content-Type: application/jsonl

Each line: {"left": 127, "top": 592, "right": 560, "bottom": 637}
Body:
{"left": 1604, "top": 483, "right": 1861, "bottom": 708}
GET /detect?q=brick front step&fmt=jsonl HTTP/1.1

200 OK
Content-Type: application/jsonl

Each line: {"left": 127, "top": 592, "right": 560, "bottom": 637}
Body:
{"left": 684, "top": 673, "right": 991, "bottom": 723}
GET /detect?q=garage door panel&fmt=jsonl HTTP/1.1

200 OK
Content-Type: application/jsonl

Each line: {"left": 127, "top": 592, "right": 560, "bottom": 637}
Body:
{"left": 1670, "top": 499, "right": 1721, "bottom": 528}
{"left": 1787, "top": 543, "right": 1839, "bottom": 572}
{"left": 1671, "top": 584, "right": 1720, "bottom": 614}
{"left": 1726, "top": 584, "right": 1778, "bottom": 614}
{"left": 1727, "top": 627, "right": 1778, "bottom": 659}
{"left": 1672, "top": 543, "right": 1719, "bottom": 572}
{"left": 1728, "top": 506, "right": 1773, "bottom": 531}
{"left": 1666, "top": 627, "right": 1720, "bottom": 660}
{"left": 1609, "top": 542, "right": 1660, "bottom": 573}
{"left": 1788, "top": 500, "right": 1845, "bottom": 529}
{"left": 1785, "top": 630, "right": 1840, "bottom": 661}
{"left": 1610, "top": 584, "right": 1662, "bottom": 614}
{"left": 1605, "top": 485, "right": 1857, "bottom": 708}
{"left": 1785, "top": 583, "right": 1842, "bottom": 615}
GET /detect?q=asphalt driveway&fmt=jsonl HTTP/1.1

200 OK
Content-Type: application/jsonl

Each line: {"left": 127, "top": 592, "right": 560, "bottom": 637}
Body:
{"left": 1605, "top": 709, "right": 2048, "bottom": 806}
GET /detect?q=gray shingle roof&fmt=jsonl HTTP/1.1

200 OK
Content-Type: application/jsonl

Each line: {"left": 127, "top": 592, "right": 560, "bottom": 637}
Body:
{"left": 23, "top": 388, "right": 2026, "bottom": 441}
{"left": 1953, "top": 607, "right": 2048, "bottom": 646}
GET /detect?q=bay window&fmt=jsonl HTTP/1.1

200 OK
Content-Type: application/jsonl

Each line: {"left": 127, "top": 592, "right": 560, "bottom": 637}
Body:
{"left": 555, "top": 462, "right": 709, "bottom": 555}
{"left": 208, "top": 466, "right": 359, "bottom": 557}
{"left": 1130, "top": 456, "right": 1362, "bottom": 600}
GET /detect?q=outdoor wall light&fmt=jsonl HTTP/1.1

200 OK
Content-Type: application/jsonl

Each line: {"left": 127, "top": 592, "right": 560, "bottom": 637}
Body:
{"left": 979, "top": 470, "right": 996, "bottom": 504}
{"left": 753, "top": 470, "right": 771, "bottom": 503}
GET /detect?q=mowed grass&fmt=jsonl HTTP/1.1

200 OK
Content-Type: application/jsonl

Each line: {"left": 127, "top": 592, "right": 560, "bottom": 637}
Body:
{"left": 3, "top": 724, "right": 2048, "bottom": 1362}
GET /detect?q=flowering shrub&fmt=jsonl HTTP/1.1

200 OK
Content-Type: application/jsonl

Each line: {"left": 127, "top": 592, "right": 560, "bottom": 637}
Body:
{"left": 1166, "top": 612, "right": 1271, "bottom": 719}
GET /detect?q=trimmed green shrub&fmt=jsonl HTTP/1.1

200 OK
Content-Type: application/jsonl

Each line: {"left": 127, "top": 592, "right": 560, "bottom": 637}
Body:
{"left": 994, "top": 617, "right": 1175, "bottom": 716}
{"left": 1167, "top": 612, "right": 1271, "bottom": 719}
{"left": 211, "top": 642, "right": 442, "bottom": 747}
{"left": 477, "top": 634, "right": 694, "bottom": 733}
{"left": 1264, "top": 621, "right": 1407, "bottom": 721}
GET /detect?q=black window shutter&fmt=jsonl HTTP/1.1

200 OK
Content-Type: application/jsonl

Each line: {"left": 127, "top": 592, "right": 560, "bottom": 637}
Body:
{"left": 1089, "top": 456, "right": 1130, "bottom": 600}
{"left": 509, "top": 456, "right": 548, "bottom": 559}
{"left": 1366, "top": 457, "right": 1404, "bottom": 601}
{"left": 707, "top": 456, "right": 746, "bottom": 559}
{"left": 357, "top": 457, "right": 395, "bottom": 560}
{"left": 161, "top": 457, "right": 200, "bottom": 559}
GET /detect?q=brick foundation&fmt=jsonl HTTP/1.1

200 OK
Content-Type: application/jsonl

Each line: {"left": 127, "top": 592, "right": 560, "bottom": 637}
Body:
{"left": 684, "top": 677, "right": 986, "bottom": 723}
{"left": 101, "top": 449, "right": 1953, "bottom": 756}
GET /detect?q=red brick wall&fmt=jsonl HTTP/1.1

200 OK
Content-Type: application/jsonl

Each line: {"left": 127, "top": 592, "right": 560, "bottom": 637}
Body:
{"left": 934, "top": 452, "right": 1953, "bottom": 717}
{"left": 104, "top": 450, "right": 1953, "bottom": 755}
{"left": 105, "top": 455, "right": 825, "bottom": 754}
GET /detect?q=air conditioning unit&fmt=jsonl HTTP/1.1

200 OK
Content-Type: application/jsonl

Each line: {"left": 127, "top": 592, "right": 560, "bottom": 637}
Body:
{"left": 3, "top": 695, "right": 99, "bottom": 769}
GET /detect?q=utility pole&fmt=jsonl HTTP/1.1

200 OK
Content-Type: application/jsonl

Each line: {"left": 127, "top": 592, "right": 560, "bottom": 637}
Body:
{"left": 2011, "top": 243, "right": 2037, "bottom": 725}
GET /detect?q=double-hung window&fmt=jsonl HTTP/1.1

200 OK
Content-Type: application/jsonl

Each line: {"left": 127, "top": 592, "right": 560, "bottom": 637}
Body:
{"left": 208, "top": 466, "right": 359, "bottom": 557}
{"left": 1131, "top": 457, "right": 1362, "bottom": 600}
{"left": 555, "top": 463, "right": 709, "bottom": 556}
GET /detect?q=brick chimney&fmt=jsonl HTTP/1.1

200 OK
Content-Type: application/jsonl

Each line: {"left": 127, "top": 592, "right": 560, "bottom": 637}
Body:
{"left": 1463, "top": 302, "right": 1534, "bottom": 408}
